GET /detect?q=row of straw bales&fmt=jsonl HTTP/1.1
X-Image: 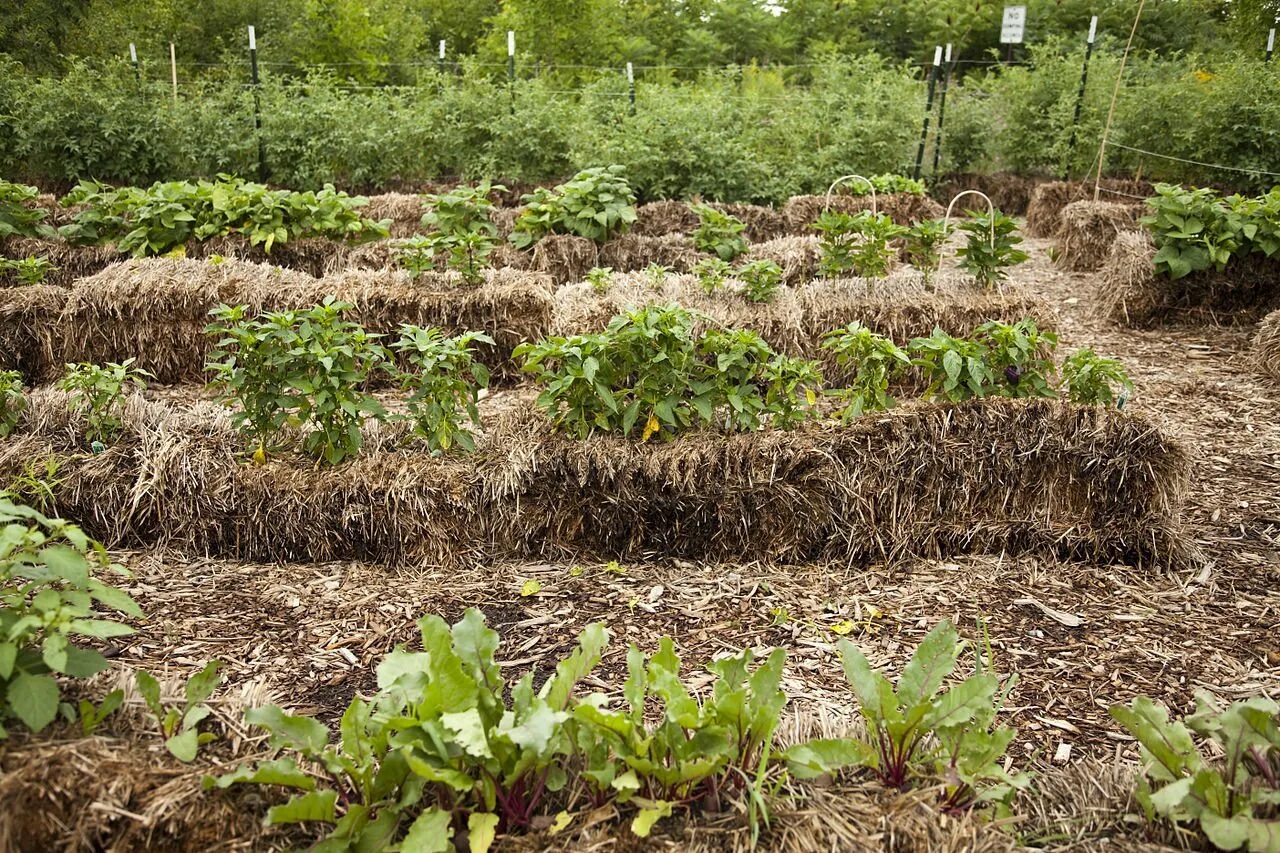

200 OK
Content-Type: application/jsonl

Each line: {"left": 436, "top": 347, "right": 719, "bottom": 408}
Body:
{"left": 0, "top": 257, "right": 1052, "bottom": 385}
{"left": 1, "top": 390, "right": 1191, "bottom": 569}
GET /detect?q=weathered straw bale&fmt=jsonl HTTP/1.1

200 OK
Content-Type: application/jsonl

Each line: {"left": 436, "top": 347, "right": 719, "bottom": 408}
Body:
{"left": 1026, "top": 179, "right": 1153, "bottom": 238}
{"left": 931, "top": 173, "right": 1039, "bottom": 216}
{"left": 1251, "top": 309, "right": 1280, "bottom": 381}
{"left": 781, "top": 193, "right": 945, "bottom": 232}
{"left": 186, "top": 235, "right": 355, "bottom": 278}
{"left": 361, "top": 192, "right": 427, "bottom": 237}
{"left": 0, "top": 237, "right": 125, "bottom": 287}
{"left": 632, "top": 200, "right": 701, "bottom": 237}
{"left": 0, "top": 284, "right": 67, "bottom": 377}
{"left": 4, "top": 391, "right": 1190, "bottom": 569}
{"left": 597, "top": 233, "right": 703, "bottom": 274}
{"left": 1053, "top": 200, "right": 1143, "bottom": 272}
{"left": 1095, "top": 230, "right": 1159, "bottom": 325}
{"left": 744, "top": 235, "right": 821, "bottom": 287}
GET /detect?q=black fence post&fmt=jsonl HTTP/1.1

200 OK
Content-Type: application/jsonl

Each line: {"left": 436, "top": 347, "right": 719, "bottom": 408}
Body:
{"left": 249, "top": 26, "right": 266, "bottom": 182}
{"left": 931, "top": 43, "right": 953, "bottom": 177}
{"left": 507, "top": 30, "right": 516, "bottom": 114}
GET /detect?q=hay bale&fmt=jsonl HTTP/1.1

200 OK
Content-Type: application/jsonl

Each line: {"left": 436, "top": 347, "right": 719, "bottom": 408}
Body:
{"left": 632, "top": 200, "right": 699, "bottom": 237}
{"left": 745, "top": 235, "right": 821, "bottom": 287}
{"left": 1095, "top": 230, "right": 1159, "bottom": 325}
{"left": 0, "top": 284, "right": 67, "bottom": 379}
{"left": 186, "top": 235, "right": 352, "bottom": 278}
{"left": 1027, "top": 179, "right": 1154, "bottom": 238}
{"left": 0, "top": 237, "right": 126, "bottom": 287}
{"left": 1053, "top": 201, "right": 1142, "bottom": 272}
{"left": 714, "top": 202, "right": 788, "bottom": 242}
{"left": 931, "top": 173, "right": 1039, "bottom": 216}
{"left": 1253, "top": 310, "right": 1280, "bottom": 381}
{"left": 4, "top": 391, "right": 1191, "bottom": 569}
{"left": 597, "top": 233, "right": 703, "bottom": 274}
{"left": 527, "top": 234, "right": 600, "bottom": 282}
{"left": 781, "top": 192, "right": 942, "bottom": 233}
{"left": 361, "top": 192, "right": 426, "bottom": 237}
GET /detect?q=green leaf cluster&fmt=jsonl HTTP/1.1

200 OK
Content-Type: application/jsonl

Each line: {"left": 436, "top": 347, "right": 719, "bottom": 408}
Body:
{"left": 903, "top": 219, "right": 948, "bottom": 280}
{"left": 510, "top": 166, "right": 637, "bottom": 248}
{"left": 514, "top": 305, "right": 821, "bottom": 440}
{"left": 1143, "top": 183, "right": 1280, "bottom": 281}
{"left": 690, "top": 203, "right": 748, "bottom": 261}
{"left": 391, "top": 326, "right": 492, "bottom": 453}
{"left": 1059, "top": 349, "right": 1135, "bottom": 407}
{"left": 137, "top": 661, "right": 223, "bottom": 762}
{"left": 0, "top": 496, "right": 141, "bottom": 738}
{"left": 1111, "top": 693, "right": 1280, "bottom": 851}
{"left": 0, "top": 180, "right": 57, "bottom": 240}
{"left": 56, "top": 358, "right": 151, "bottom": 446}
{"left": 59, "top": 175, "right": 390, "bottom": 257}
{"left": 0, "top": 255, "right": 57, "bottom": 286}
{"left": 0, "top": 370, "right": 25, "bottom": 439}
{"left": 820, "top": 323, "right": 911, "bottom": 420}
{"left": 813, "top": 210, "right": 908, "bottom": 279}
{"left": 733, "top": 259, "right": 783, "bottom": 303}
{"left": 956, "top": 210, "right": 1028, "bottom": 289}
{"left": 406, "top": 181, "right": 506, "bottom": 285}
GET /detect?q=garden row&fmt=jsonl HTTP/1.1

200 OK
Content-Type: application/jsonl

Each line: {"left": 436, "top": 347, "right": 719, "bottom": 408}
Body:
{"left": 0, "top": 501, "right": 1270, "bottom": 850}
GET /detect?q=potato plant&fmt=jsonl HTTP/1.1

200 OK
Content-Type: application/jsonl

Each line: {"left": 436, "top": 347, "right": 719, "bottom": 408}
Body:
{"left": 0, "top": 497, "right": 142, "bottom": 738}
{"left": 206, "top": 299, "right": 389, "bottom": 465}
{"left": 820, "top": 323, "right": 911, "bottom": 419}
{"left": 390, "top": 326, "right": 492, "bottom": 452}
{"left": 510, "top": 166, "right": 637, "bottom": 248}
{"left": 691, "top": 203, "right": 748, "bottom": 261}
{"left": 0, "top": 180, "right": 56, "bottom": 239}
{"left": 57, "top": 358, "right": 151, "bottom": 446}
{"left": 956, "top": 211, "right": 1028, "bottom": 289}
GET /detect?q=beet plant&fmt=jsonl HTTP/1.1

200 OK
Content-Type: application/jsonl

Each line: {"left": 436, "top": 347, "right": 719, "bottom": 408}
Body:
{"left": 57, "top": 358, "right": 151, "bottom": 446}
{"left": 820, "top": 322, "right": 911, "bottom": 419}
{"left": 391, "top": 326, "right": 492, "bottom": 452}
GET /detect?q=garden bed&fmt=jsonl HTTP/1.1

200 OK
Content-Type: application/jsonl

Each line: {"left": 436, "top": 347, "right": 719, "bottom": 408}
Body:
{"left": 1, "top": 390, "right": 1191, "bottom": 569}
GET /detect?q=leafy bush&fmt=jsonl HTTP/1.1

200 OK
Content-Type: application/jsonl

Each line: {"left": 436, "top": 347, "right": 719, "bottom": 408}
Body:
{"left": 57, "top": 359, "right": 151, "bottom": 446}
{"left": 973, "top": 319, "right": 1059, "bottom": 399}
{"left": 209, "top": 609, "right": 608, "bottom": 847}
{"left": 514, "top": 306, "right": 820, "bottom": 440}
{"left": 510, "top": 166, "right": 637, "bottom": 248}
{"left": 0, "top": 180, "right": 56, "bottom": 239}
{"left": 820, "top": 323, "right": 911, "bottom": 419}
{"left": 908, "top": 329, "right": 997, "bottom": 402}
{"left": 0, "top": 255, "right": 57, "bottom": 286}
{"left": 733, "top": 259, "right": 783, "bottom": 303}
{"left": 0, "top": 370, "right": 25, "bottom": 438}
{"left": 780, "top": 620, "right": 1025, "bottom": 813}
{"left": 692, "top": 258, "right": 731, "bottom": 294}
{"left": 1059, "top": 349, "right": 1134, "bottom": 407}
{"left": 903, "top": 219, "right": 948, "bottom": 279}
{"left": 137, "top": 662, "right": 223, "bottom": 762}
{"left": 0, "top": 497, "right": 141, "bottom": 738}
{"left": 585, "top": 266, "right": 614, "bottom": 293}
{"left": 813, "top": 210, "right": 907, "bottom": 279}
{"left": 390, "top": 326, "right": 492, "bottom": 453}
{"left": 416, "top": 181, "right": 505, "bottom": 284}
{"left": 1142, "top": 184, "right": 1280, "bottom": 280}
{"left": 956, "top": 211, "right": 1028, "bottom": 289}
{"left": 206, "top": 299, "right": 388, "bottom": 465}
{"left": 1111, "top": 693, "right": 1280, "bottom": 851}
{"left": 691, "top": 204, "right": 748, "bottom": 261}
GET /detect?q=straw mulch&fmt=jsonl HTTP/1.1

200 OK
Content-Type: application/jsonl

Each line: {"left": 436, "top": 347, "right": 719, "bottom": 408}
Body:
{"left": 1096, "top": 230, "right": 1280, "bottom": 326}
{"left": 781, "top": 193, "right": 946, "bottom": 232}
{"left": 631, "top": 200, "right": 786, "bottom": 242}
{"left": 186, "top": 235, "right": 356, "bottom": 278}
{"left": 0, "top": 236, "right": 126, "bottom": 287}
{"left": 9, "top": 257, "right": 555, "bottom": 384}
{"left": 360, "top": 192, "right": 426, "bottom": 238}
{"left": 2, "top": 389, "right": 1190, "bottom": 569}
{"left": 598, "top": 233, "right": 703, "bottom": 274}
{"left": 930, "top": 172, "right": 1040, "bottom": 216}
{"left": 1053, "top": 200, "right": 1144, "bottom": 273}
{"left": 744, "top": 235, "right": 821, "bottom": 287}
{"left": 1026, "top": 179, "right": 1153, "bottom": 238}
{"left": 1252, "top": 309, "right": 1280, "bottom": 381}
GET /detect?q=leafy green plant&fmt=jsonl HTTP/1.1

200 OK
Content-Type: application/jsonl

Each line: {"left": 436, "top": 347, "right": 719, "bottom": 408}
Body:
{"left": 0, "top": 255, "right": 57, "bottom": 286}
{"left": 904, "top": 219, "right": 948, "bottom": 280}
{"left": 1111, "top": 693, "right": 1279, "bottom": 851}
{"left": 956, "top": 211, "right": 1029, "bottom": 289}
{"left": 136, "top": 661, "right": 223, "bottom": 762}
{"left": 814, "top": 210, "right": 907, "bottom": 278}
{"left": 0, "top": 180, "right": 56, "bottom": 239}
{"left": 973, "top": 319, "right": 1059, "bottom": 399}
{"left": 820, "top": 323, "right": 911, "bottom": 419}
{"left": 394, "top": 235, "right": 437, "bottom": 277}
{"left": 0, "top": 369, "right": 25, "bottom": 438}
{"left": 57, "top": 359, "right": 151, "bottom": 446}
{"left": 1059, "top": 349, "right": 1134, "bottom": 407}
{"left": 585, "top": 266, "right": 614, "bottom": 293}
{"left": 868, "top": 174, "right": 927, "bottom": 196}
{"left": 643, "top": 262, "right": 672, "bottom": 290}
{"left": 699, "top": 328, "right": 821, "bottom": 431}
{"left": 510, "top": 167, "right": 637, "bottom": 248}
{"left": 733, "top": 259, "right": 782, "bottom": 303}
{"left": 691, "top": 203, "right": 748, "bottom": 261}
{"left": 692, "top": 258, "right": 731, "bottom": 294}
{"left": 209, "top": 609, "right": 608, "bottom": 847}
{"left": 3, "top": 456, "right": 64, "bottom": 514}
{"left": 79, "top": 689, "right": 124, "bottom": 737}
{"left": 780, "top": 621, "right": 1025, "bottom": 813}
{"left": 0, "top": 497, "right": 141, "bottom": 738}
{"left": 205, "top": 299, "right": 388, "bottom": 465}
{"left": 1142, "top": 184, "right": 1240, "bottom": 280}
{"left": 391, "top": 326, "right": 492, "bottom": 453}
{"left": 908, "top": 328, "right": 996, "bottom": 402}
{"left": 416, "top": 181, "right": 505, "bottom": 285}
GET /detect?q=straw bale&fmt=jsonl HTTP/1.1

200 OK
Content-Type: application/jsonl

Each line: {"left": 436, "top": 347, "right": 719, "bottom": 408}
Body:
{"left": 0, "top": 284, "right": 67, "bottom": 379}
{"left": 597, "top": 233, "right": 703, "bottom": 274}
{"left": 5, "top": 391, "right": 1190, "bottom": 570}
{"left": 781, "top": 192, "right": 944, "bottom": 233}
{"left": 187, "top": 235, "right": 354, "bottom": 278}
{"left": 632, "top": 200, "right": 700, "bottom": 236}
{"left": 1095, "top": 230, "right": 1159, "bottom": 325}
{"left": 361, "top": 192, "right": 426, "bottom": 237}
{"left": 529, "top": 234, "right": 600, "bottom": 281}
{"left": 1053, "top": 200, "right": 1143, "bottom": 272}
{"left": 931, "top": 172, "right": 1039, "bottom": 216}
{"left": 744, "top": 235, "right": 821, "bottom": 287}
{"left": 0, "top": 236, "right": 126, "bottom": 287}
{"left": 715, "top": 203, "right": 788, "bottom": 242}
{"left": 1251, "top": 309, "right": 1280, "bottom": 381}
{"left": 1026, "top": 179, "right": 1153, "bottom": 238}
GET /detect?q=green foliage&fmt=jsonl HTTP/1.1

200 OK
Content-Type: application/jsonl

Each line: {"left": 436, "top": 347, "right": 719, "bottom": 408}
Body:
{"left": 60, "top": 176, "right": 389, "bottom": 256}
{"left": 956, "top": 211, "right": 1028, "bottom": 290}
{"left": 691, "top": 203, "right": 748, "bottom": 261}
{"left": 813, "top": 210, "right": 907, "bottom": 279}
{"left": 3, "top": 456, "right": 63, "bottom": 515}
{"left": 205, "top": 299, "right": 388, "bottom": 465}
{"left": 903, "top": 219, "right": 948, "bottom": 278}
{"left": 136, "top": 661, "right": 223, "bottom": 762}
{"left": 210, "top": 609, "right": 609, "bottom": 845}
{"left": 643, "top": 262, "right": 672, "bottom": 290}
{"left": 733, "top": 259, "right": 782, "bottom": 303}
{"left": 908, "top": 329, "right": 997, "bottom": 402}
{"left": 56, "top": 359, "right": 151, "bottom": 446}
{"left": 1111, "top": 693, "right": 1280, "bottom": 851}
{"left": 780, "top": 620, "right": 1025, "bottom": 813}
{"left": 0, "top": 496, "right": 141, "bottom": 738}
{"left": 0, "top": 255, "right": 57, "bottom": 286}
{"left": 1059, "top": 349, "right": 1134, "bottom": 407}
{"left": 0, "top": 180, "right": 56, "bottom": 240}
{"left": 692, "top": 258, "right": 731, "bottom": 294}
{"left": 390, "top": 326, "right": 492, "bottom": 453}
{"left": 1142, "top": 184, "right": 1280, "bottom": 281}
{"left": 973, "top": 319, "right": 1059, "bottom": 399}
{"left": 514, "top": 306, "right": 820, "bottom": 440}
{"left": 394, "top": 235, "right": 438, "bottom": 277}
{"left": 0, "top": 370, "right": 25, "bottom": 438}
{"left": 820, "top": 323, "right": 911, "bottom": 419}
{"left": 417, "top": 181, "right": 505, "bottom": 284}
{"left": 510, "top": 166, "right": 637, "bottom": 248}
{"left": 585, "top": 266, "right": 614, "bottom": 293}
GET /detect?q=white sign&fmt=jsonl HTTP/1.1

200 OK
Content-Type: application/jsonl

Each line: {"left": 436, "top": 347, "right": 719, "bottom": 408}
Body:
{"left": 507, "top": 30, "right": 515, "bottom": 57}
{"left": 626, "top": 62, "right": 634, "bottom": 83}
{"left": 1000, "top": 5, "right": 1026, "bottom": 44}
{"left": 129, "top": 43, "right": 137, "bottom": 63}
{"left": 1088, "top": 15, "right": 1098, "bottom": 44}
{"left": 248, "top": 26, "right": 256, "bottom": 51}
{"left": 1269, "top": 28, "right": 1276, "bottom": 53}
{"left": 439, "top": 39, "right": 446, "bottom": 59}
